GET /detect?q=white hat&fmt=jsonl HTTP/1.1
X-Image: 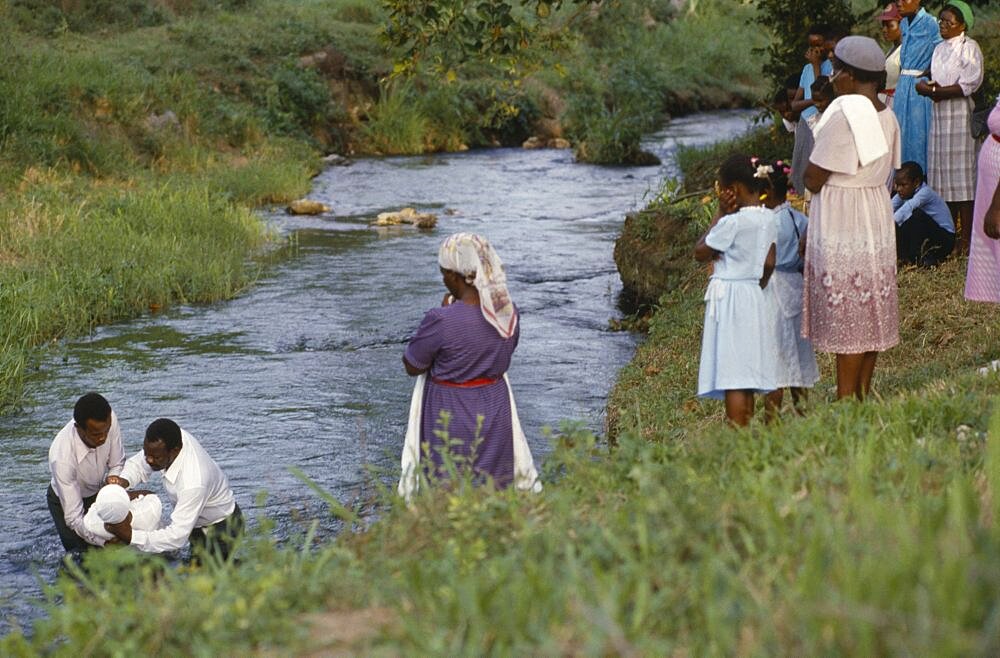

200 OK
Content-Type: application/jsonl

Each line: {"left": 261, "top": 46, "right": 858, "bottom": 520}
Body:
{"left": 82, "top": 484, "right": 129, "bottom": 542}
{"left": 93, "top": 484, "right": 131, "bottom": 523}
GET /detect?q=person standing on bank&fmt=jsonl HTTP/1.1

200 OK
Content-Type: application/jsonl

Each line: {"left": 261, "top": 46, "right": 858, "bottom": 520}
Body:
{"left": 104, "top": 418, "right": 243, "bottom": 562}
{"left": 965, "top": 96, "right": 1000, "bottom": 303}
{"left": 47, "top": 392, "right": 126, "bottom": 552}
{"left": 399, "top": 233, "right": 540, "bottom": 498}
{"left": 804, "top": 36, "right": 902, "bottom": 400}
{"left": 894, "top": 0, "right": 941, "bottom": 172}
{"left": 915, "top": 1, "right": 983, "bottom": 255}
{"left": 878, "top": 4, "right": 903, "bottom": 108}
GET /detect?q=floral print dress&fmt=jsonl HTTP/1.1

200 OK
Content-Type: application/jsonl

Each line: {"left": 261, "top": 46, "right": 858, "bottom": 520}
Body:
{"left": 803, "top": 107, "right": 902, "bottom": 353}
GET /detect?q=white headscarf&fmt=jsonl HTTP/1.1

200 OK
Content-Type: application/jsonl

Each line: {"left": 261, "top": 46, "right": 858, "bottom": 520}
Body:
{"left": 437, "top": 233, "right": 517, "bottom": 338}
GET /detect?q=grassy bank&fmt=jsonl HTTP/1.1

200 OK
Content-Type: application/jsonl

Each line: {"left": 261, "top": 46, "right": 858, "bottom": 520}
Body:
{"left": 6, "top": 150, "right": 1000, "bottom": 656}
{"left": 0, "top": 0, "right": 768, "bottom": 411}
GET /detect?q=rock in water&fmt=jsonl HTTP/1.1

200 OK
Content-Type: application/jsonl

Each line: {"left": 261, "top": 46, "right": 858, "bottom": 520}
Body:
{"left": 373, "top": 207, "right": 437, "bottom": 229}
{"left": 287, "top": 199, "right": 330, "bottom": 215}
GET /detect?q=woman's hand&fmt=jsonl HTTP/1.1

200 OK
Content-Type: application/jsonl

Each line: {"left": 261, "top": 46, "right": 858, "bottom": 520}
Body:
{"left": 717, "top": 187, "right": 739, "bottom": 216}
{"left": 915, "top": 80, "right": 932, "bottom": 97}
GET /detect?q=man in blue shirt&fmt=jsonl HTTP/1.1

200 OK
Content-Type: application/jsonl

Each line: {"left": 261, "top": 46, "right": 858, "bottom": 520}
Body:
{"left": 892, "top": 161, "right": 955, "bottom": 267}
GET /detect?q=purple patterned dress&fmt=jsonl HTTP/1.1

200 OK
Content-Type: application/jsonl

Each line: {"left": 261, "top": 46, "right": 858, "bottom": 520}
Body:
{"left": 404, "top": 302, "right": 519, "bottom": 487}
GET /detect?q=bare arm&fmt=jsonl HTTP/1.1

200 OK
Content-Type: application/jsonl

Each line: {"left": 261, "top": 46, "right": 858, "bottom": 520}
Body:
{"left": 760, "top": 243, "right": 777, "bottom": 289}
{"left": 403, "top": 356, "right": 428, "bottom": 376}
{"left": 804, "top": 162, "right": 832, "bottom": 194}
{"left": 985, "top": 181, "right": 1000, "bottom": 240}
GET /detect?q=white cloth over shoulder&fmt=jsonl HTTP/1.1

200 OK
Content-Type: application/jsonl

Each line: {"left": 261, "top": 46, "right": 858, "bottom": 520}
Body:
{"left": 83, "top": 485, "right": 163, "bottom": 542}
{"left": 813, "top": 95, "right": 889, "bottom": 167}
{"left": 398, "top": 373, "right": 542, "bottom": 501}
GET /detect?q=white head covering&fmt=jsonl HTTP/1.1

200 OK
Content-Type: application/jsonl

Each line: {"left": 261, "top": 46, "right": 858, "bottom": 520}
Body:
{"left": 437, "top": 233, "right": 518, "bottom": 338}
{"left": 83, "top": 485, "right": 164, "bottom": 542}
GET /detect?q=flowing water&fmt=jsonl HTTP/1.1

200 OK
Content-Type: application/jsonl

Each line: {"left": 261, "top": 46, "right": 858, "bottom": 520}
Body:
{"left": 0, "top": 110, "right": 754, "bottom": 633}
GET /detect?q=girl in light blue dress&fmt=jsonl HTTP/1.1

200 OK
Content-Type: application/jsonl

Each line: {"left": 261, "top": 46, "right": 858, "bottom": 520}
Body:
{"left": 761, "top": 159, "right": 820, "bottom": 418}
{"left": 695, "top": 154, "right": 780, "bottom": 426}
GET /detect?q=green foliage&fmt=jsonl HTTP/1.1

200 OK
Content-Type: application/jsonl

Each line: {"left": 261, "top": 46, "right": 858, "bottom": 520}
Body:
{"left": 381, "top": 0, "right": 580, "bottom": 77}
{"left": 6, "top": 0, "right": 257, "bottom": 35}
{"left": 675, "top": 122, "right": 795, "bottom": 191}
{"left": 752, "top": 0, "right": 857, "bottom": 92}
{"left": 261, "top": 65, "right": 336, "bottom": 137}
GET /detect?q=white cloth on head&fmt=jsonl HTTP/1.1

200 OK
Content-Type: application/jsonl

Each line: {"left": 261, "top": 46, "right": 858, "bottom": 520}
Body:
{"left": 813, "top": 95, "right": 889, "bottom": 168}
{"left": 119, "top": 429, "right": 236, "bottom": 554}
{"left": 437, "top": 233, "right": 517, "bottom": 339}
{"left": 48, "top": 411, "right": 126, "bottom": 547}
{"left": 83, "top": 486, "right": 164, "bottom": 542}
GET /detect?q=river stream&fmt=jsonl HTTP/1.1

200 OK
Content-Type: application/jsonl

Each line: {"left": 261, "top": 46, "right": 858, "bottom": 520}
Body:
{"left": 0, "top": 110, "right": 755, "bottom": 634}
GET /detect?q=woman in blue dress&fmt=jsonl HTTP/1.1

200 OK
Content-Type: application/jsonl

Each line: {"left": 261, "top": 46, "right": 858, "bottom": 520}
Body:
{"left": 894, "top": 0, "right": 942, "bottom": 170}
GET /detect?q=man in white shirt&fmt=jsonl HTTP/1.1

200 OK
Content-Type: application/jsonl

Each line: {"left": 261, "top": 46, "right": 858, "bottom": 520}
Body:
{"left": 105, "top": 418, "right": 243, "bottom": 563}
{"left": 47, "top": 392, "right": 126, "bottom": 552}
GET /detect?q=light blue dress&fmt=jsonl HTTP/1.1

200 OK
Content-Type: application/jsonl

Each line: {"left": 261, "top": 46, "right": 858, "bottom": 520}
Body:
{"left": 769, "top": 203, "right": 820, "bottom": 388}
{"left": 697, "top": 207, "right": 780, "bottom": 400}
{"left": 894, "top": 8, "right": 941, "bottom": 170}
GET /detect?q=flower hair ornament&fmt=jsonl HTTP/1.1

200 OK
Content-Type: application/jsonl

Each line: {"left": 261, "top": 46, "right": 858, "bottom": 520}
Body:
{"left": 754, "top": 164, "right": 775, "bottom": 179}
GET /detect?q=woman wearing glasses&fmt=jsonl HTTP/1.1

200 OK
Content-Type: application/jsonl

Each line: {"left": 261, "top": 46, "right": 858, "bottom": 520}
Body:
{"left": 915, "top": 2, "right": 983, "bottom": 255}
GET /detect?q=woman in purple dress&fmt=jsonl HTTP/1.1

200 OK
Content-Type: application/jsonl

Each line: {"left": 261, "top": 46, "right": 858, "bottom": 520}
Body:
{"left": 399, "top": 233, "right": 539, "bottom": 496}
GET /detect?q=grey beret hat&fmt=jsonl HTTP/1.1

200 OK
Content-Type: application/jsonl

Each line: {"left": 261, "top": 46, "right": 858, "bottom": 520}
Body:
{"left": 834, "top": 35, "right": 886, "bottom": 73}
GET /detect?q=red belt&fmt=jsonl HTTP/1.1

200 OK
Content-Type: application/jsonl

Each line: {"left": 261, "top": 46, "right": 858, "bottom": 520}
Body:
{"left": 994, "top": 134, "right": 1000, "bottom": 144}
{"left": 883, "top": 89, "right": 895, "bottom": 97}
{"left": 431, "top": 377, "right": 499, "bottom": 388}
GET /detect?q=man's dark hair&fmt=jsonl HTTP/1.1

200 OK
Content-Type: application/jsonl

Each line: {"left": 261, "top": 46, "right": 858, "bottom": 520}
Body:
{"left": 811, "top": 75, "right": 833, "bottom": 99}
{"left": 146, "top": 418, "right": 182, "bottom": 451}
{"left": 897, "top": 161, "right": 926, "bottom": 184}
{"left": 73, "top": 392, "right": 111, "bottom": 426}
{"left": 825, "top": 26, "right": 850, "bottom": 42}
{"left": 808, "top": 23, "right": 832, "bottom": 38}
{"left": 783, "top": 73, "right": 801, "bottom": 91}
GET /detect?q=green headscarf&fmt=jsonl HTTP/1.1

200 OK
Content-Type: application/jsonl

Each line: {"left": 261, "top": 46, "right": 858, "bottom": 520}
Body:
{"left": 945, "top": 0, "right": 974, "bottom": 31}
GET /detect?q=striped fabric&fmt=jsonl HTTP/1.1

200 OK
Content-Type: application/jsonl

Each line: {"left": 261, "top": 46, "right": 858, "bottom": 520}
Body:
{"left": 928, "top": 96, "right": 976, "bottom": 202}
{"left": 965, "top": 101, "right": 1000, "bottom": 303}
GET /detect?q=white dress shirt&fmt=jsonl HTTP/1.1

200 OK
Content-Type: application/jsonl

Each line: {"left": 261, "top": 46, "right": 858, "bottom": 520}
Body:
{"left": 931, "top": 34, "right": 983, "bottom": 97}
{"left": 48, "top": 411, "right": 125, "bottom": 547}
{"left": 120, "top": 429, "right": 236, "bottom": 554}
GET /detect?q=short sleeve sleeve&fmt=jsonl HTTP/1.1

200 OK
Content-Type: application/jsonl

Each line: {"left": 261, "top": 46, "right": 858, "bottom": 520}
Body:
{"left": 404, "top": 309, "right": 445, "bottom": 370}
{"left": 810, "top": 110, "right": 859, "bottom": 176}
{"left": 705, "top": 214, "right": 739, "bottom": 253}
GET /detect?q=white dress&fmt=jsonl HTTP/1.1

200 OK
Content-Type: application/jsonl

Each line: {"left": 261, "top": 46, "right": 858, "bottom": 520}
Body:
{"left": 769, "top": 203, "right": 820, "bottom": 388}
{"left": 697, "top": 207, "right": 780, "bottom": 399}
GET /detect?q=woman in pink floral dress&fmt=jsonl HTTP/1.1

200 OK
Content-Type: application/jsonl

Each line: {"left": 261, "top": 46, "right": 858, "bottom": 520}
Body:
{"left": 803, "top": 36, "right": 902, "bottom": 400}
{"left": 964, "top": 97, "right": 1000, "bottom": 303}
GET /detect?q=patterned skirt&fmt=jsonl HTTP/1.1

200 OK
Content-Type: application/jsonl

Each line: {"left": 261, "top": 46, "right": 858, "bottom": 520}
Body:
{"left": 802, "top": 185, "right": 900, "bottom": 354}
{"left": 928, "top": 96, "right": 976, "bottom": 202}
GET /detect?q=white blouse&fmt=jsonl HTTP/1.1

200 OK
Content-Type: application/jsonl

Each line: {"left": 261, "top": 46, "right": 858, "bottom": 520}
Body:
{"left": 931, "top": 34, "right": 983, "bottom": 97}
{"left": 885, "top": 45, "right": 901, "bottom": 91}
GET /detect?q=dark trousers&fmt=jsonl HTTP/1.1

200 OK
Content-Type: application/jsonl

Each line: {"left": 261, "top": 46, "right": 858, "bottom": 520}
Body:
{"left": 896, "top": 208, "right": 955, "bottom": 267}
{"left": 188, "top": 503, "right": 244, "bottom": 564}
{"left": 47, "top": 485, "right": 97, "bottom": 553}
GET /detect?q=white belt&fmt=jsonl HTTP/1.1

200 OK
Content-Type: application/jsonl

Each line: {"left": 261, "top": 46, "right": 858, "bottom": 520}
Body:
{"left": 900, "top": 69, "right": 925, "bottom": 76}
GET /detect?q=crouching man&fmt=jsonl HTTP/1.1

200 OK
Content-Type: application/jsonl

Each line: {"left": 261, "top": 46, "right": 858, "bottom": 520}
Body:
{"left": 105, "top": 418, "right": 243, "bottom": 563}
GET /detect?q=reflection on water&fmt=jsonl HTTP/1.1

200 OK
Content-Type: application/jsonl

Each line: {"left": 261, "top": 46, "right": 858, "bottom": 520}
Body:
{"left": 0, "top": 110, "right": 755, "bottom": 634}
